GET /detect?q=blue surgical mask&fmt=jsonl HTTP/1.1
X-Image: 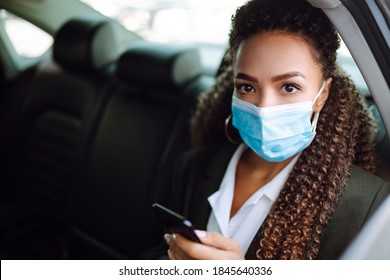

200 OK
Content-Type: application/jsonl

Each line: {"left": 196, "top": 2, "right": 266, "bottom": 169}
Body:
{"left": 232, "top": 81, "right": 326, "bottom": 162}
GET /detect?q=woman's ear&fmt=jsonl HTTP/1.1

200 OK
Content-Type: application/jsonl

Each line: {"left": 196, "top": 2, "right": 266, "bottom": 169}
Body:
{"left": 314, "top": 77, "right": 332, "bottom": 112}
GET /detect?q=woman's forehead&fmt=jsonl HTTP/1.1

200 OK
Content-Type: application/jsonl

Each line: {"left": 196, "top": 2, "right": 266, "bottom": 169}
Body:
{"left": 234, "top": 32, "right": 322, "bottom": 79}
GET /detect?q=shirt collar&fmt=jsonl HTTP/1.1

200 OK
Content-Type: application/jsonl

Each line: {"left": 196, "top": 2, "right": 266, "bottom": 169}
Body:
{"left": 245, "top": 153, "right": 300, "bottom": 206}
{"left": 208, "top": 144, "right": 300, "bottom": 230}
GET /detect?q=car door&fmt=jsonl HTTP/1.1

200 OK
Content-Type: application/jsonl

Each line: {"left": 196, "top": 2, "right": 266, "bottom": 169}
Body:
{"left": 308, "top": 0, "right": 390, "bottom": 179}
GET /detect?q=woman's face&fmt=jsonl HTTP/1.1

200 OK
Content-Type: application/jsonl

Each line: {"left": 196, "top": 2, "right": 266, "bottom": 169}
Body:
{"left": 233, "top": 32, "right": 331, "bottom": 112}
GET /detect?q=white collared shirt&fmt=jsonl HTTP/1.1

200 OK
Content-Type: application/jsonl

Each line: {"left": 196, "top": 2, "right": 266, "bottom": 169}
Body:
{"left": 207, "top": 144, "right": 300, "bottom": 254}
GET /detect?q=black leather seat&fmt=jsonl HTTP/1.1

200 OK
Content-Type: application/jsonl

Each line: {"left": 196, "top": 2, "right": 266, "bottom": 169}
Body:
{"left": 64, "top": 41, "right": 214, "bottom": 259}
{"left": 53, "top": 18, "right": 118, "bottom": 74}
{"left": 0, "top": 17, "right": 118, "bottom": 259}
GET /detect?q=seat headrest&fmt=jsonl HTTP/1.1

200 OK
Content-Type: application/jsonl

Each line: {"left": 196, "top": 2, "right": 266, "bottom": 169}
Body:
{"left": 53, "top": 18, "right": 117, "bottom": 72}
{"left": 116, "top": 41, "right": 202, "bottom": 91}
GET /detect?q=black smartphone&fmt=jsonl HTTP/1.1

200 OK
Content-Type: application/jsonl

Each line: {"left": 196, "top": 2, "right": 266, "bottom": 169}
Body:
{"left": 152, "top": 203, "right": 202, "bottom": 243}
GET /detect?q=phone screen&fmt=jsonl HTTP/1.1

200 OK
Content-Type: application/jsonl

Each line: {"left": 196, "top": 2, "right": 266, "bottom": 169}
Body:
{"left": 152, "top": 203, "right": 202, "bottom": 243}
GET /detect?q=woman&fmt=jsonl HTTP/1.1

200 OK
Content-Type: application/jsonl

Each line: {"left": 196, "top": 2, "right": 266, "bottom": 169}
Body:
{"left": 163, "top": 0, "right": 390, "bottom": 260}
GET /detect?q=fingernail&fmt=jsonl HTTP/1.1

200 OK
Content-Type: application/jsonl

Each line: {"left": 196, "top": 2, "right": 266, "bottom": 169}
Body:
{"left": 195, "top": 230, "right": 207, "bottom": 238}
{"left": 172, "top": 233, "right": 177, "bottom": 241}
{"left": 164, "top": 234, "right": 172, "bottom": 244}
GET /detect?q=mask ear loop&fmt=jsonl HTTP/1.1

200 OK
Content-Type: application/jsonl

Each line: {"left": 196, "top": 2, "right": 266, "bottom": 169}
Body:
{"left": 225, "top": 114, "right": 241, "bottom": 144}
{"left": 311, "top": 112, "right": 320, "bottom": 131}
{"left": 311, "top": 80, "right": 326, "bottom": 131}
{"left": 312, "top": 80, "right": 326, "bottom": 104}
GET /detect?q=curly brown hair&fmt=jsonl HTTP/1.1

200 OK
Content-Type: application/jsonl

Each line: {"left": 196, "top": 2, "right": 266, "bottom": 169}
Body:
{"left": 190, "top": 0, "right": 377, "bottom": 259}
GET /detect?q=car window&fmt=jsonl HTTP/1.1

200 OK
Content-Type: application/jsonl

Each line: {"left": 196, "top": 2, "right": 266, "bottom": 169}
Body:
{"left": 80, "top": 0, "right": 247, "bottom": 75}
{"left": 80, "top": 0, "right": 370, "bottom": 94}
{"left": 0, "top": 9, "right": 53, "bottom": 58}
{"left": 80, "top": 0, "right": 243, "bottom": 43}
{"left": 338, "top": 39, "right": 369, "bottom": 96}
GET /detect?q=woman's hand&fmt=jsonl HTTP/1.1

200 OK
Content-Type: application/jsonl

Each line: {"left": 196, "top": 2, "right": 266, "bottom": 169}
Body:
{"left": 164, "top": 230, "right": 244, "bottom": 260}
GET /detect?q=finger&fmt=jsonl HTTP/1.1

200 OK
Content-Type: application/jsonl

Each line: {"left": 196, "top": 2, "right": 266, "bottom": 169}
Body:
{"left": 167, "top": 249, "right": 178, "bottom": 261}
{"left": 164, "top": 234, "right": 173, "bottom": 245}
{"left": 174, "top": 233, "right": 244, "bottom": 260}
{"left": 167, "top": 249, "right": 176, "bottom": 260}
{"left": 168, "top": 234, "right": 194, "bottom": 260}
{"left": 195, "top": 231, "right": 241, "bottom": 251}
{"left": 173, "top": 233, "right": 226, "bottom": 260}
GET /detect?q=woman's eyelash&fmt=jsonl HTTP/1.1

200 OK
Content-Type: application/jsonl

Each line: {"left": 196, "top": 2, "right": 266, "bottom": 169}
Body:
{"left": 281, "top": 83, "right": 301, "bottom": 93}
{"left": 235, "top": 83, "right": 254, "bottom": 93}
{"left": 284, "top": 83, "right": 301, "bottom": 89}
{"left": 234, "top": 82, "right": 302, "bottom": 94}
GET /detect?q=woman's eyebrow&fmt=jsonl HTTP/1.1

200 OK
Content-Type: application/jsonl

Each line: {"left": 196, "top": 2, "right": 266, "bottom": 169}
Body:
{"left": 235, "top": 72, "right": 258, "bottom": 83}
{"left": 271, "top": 71, "right": 306, "bottom": 82}
{"left": 234, "top": 71, "right": 306, "bottom": 83}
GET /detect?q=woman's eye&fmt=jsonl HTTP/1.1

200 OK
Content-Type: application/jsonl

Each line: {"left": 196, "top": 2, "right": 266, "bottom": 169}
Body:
{"left": 237, "top": 84, "right": 255, "bottom": 94}
{"left": 282, "top": 83, "right": 300, "bottom": 94}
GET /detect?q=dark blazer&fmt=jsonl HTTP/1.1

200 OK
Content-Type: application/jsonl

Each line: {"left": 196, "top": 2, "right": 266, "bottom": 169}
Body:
{"left": 169, "top": 143, "right": 390, "bottom": 260}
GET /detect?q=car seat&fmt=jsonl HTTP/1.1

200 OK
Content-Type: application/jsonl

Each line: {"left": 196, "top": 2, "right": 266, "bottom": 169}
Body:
{"left": 0, "top": 17, "right": 118, "bottom": 259}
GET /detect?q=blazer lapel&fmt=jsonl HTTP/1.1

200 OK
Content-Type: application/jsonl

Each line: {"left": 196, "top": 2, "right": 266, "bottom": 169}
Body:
{"left": 189, "top": 144, "right": 238, "bottom": 230}
{"left": 245, "top": 218, "right": 267, "bottom": 259}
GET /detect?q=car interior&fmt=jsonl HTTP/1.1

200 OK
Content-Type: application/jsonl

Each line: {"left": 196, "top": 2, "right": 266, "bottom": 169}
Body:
{"left": 0, "top": 17, "right": 215, "bottom": 259}
{"left": 0, "top": 1, "right": 389, "bottom": 260}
